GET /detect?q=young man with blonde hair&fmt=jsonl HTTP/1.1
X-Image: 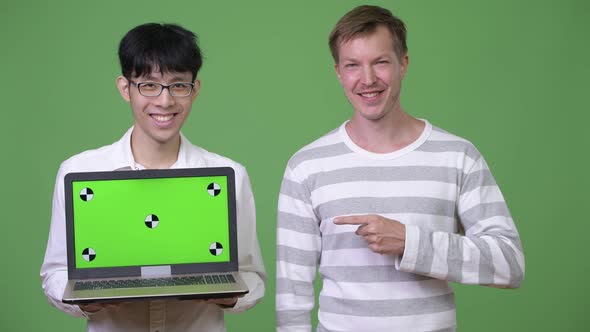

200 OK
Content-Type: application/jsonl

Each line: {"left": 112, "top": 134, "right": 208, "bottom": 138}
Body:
{"left": 276, "top": 5, "right": 524, "bottom": 332}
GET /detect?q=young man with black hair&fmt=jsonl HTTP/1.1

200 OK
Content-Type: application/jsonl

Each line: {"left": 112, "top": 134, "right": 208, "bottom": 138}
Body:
{"left": 41, "top": 23, "right": 266, "bottom": 332}
{"left": 276, "top": 5, "right": 524, "bottom": 332}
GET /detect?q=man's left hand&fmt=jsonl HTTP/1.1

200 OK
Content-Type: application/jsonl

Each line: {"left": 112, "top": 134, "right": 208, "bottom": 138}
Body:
{"left": 334, "top": 214, "right": 406, "bottom": 255}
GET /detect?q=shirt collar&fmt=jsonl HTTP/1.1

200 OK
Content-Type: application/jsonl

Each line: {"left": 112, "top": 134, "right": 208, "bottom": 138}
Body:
{"left": 171, "top": 131, "right": 191, "bottom": 168}
{"left": 112, "top": 127, "right": 194, "bottom": 171}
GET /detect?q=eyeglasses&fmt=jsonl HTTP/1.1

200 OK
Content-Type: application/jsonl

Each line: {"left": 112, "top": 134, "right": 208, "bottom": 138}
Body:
{"left": 128, "top": 80, "right": 195, "bottom": 97}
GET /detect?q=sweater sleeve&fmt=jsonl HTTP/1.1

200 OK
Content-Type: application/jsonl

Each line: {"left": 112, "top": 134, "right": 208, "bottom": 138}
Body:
{"left": 276, "top": 166, "right": 321, "bottom": 332}
{"left": 397, "top": 156, "right": 525, "bottom": 288}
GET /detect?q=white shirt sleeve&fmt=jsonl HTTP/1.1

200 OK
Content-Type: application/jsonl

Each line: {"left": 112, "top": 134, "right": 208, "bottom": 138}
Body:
{"left": 40, "top": 164, "right": 86, "bottom": 317}
{"left": 223, "top": 165, "right": 266, "bottom": 313}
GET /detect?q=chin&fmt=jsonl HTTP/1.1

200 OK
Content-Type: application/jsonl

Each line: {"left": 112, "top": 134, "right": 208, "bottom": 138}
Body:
{"left": 356, "top": 108, "right": 388, "bottom": 121}
{"left": 151, "top": 132, "right": 179, "bottom": 145}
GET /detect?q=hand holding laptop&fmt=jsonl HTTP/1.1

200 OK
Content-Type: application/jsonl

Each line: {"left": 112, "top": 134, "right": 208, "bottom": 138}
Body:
{"left": 79, "top": 302, "right": 125, "bottom": 313}
{"left": 205, "top": 297, "right": 238, "bottom": 307}
{"left": 79, "top": 297, "right": 238, "bottom": 313}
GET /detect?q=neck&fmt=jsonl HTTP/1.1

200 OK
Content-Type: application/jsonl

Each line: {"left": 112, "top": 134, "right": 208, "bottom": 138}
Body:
{"left": 130, "top": 130, "right": 180, "bottom": 169}
{"left": 346, "top": 107, "right": 424, "bottom": 154}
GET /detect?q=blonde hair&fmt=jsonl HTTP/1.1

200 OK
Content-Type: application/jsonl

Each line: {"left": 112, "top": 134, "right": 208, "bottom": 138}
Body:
{"left": 329, "top": 5, "right": 408, "bottom": 63}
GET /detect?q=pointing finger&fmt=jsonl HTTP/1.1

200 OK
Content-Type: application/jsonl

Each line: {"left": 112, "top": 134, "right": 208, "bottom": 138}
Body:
{"left": 334, "top": 215, "right": 371, "bottom": 225}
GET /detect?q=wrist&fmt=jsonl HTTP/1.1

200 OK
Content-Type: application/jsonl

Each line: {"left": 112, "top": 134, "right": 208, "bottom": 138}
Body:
{"left": 218, "top": 298, "right": 238, "bottom": 308}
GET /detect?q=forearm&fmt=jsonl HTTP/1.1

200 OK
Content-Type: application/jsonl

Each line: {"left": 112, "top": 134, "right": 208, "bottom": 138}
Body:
{"left": 225, "top": 270, "right": 265, "bottom": 313}
{"left": 226, "top": 166, "right": 267, "bottom": 313}
{"left": 398, "top": 223, "right": 525, "bottom": 288}
{"left": 275, "top": 258, "right": 316, "bottom": 331}
{"left": 276, "top": 239, "right": 318, "bottom": 332}
{"left": 41, "top": 266, "right": 86, "bottom": 317}
{"left": 275, "top": 212, "right": 319, "bottom": 330}
{"left": 397, "top": 155, "right": 526, "bottom": 288}
{"left": 41, "top": 165, "right": 87, "bottom": 317}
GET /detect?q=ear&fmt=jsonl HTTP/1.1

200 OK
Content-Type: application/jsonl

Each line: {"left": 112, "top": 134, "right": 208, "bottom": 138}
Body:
{"left": 400, "top": 54, "right": 409, "bottom": 79}
{"left": 116, "top": 76, "right": 131, "bottom": 102}
{"left": 191, "top": 79, "right": 201, "bottom": 101}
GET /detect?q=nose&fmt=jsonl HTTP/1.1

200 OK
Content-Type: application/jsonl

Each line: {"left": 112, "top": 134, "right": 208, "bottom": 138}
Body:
{"left": 361, "top": 65, "right": 377, "bottom": 86}
{"left": 154, "top": 87, "right": 176, "bottom": 108}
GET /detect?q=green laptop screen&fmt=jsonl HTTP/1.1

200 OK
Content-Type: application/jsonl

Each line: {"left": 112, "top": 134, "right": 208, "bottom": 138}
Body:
{"left": 71, "top": 175, "right": 230, "bottom": 269}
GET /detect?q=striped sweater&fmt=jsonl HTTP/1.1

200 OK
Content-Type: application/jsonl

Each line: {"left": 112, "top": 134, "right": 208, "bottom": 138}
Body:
{"left": 276, "top": 120, "right": 524, "bottom": 332}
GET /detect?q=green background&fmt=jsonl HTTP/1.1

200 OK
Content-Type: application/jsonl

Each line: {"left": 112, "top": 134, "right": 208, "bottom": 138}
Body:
{"left": 73, "top": 176, "right": 229, "bottom": 268}
{"left": 0, "top": 0, "right": 588, "bottom": 330}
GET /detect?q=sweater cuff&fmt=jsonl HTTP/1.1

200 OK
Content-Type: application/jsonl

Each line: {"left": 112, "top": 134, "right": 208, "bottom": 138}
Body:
{"left": 395, "top": 224, "right": 420, "bottom": 272}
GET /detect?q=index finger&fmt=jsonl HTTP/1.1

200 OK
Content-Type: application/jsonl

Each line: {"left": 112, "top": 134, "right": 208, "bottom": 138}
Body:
{"left": 333, "top": 215, "right": 370, "bottom": 225}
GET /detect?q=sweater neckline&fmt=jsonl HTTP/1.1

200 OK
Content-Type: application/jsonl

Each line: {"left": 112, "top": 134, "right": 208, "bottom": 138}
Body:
{"left": 338, "top": 119, "right": 432, "bottom": 160}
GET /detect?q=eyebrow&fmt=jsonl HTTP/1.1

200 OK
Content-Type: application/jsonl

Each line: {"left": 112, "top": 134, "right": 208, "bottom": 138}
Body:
{"left": 340, "top": 54, "right": 392, "bottom": 63}
{"left": 340, "top": 57, "right": 358, "bottom": 63}
{"left": 140, "top": 74, "right": 192, "bottom": 82}
{"left": 169, "top": 75, "right": 192, "bottom": 82}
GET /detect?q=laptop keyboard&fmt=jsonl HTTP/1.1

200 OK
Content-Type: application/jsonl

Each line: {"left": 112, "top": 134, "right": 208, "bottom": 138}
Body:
{"left": 74, "top": 274, "right": 236, "bottom": 291}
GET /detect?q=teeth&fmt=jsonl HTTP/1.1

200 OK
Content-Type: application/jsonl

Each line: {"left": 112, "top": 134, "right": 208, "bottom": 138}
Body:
{"left": 361, "top": 92, "right": 379, "bottom": 98}
{"left": 151, "top": 114, "right": 174, "bottom": 122}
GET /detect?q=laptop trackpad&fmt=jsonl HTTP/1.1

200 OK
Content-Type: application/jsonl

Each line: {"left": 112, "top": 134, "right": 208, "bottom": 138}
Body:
{"left": 141, "top": 266, "right": 171, "bottom": 277}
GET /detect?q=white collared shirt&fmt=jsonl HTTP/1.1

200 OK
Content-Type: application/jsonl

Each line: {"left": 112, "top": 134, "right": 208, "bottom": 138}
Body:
{"left": 41, "top": 127, "right": 266, "bottom": 332}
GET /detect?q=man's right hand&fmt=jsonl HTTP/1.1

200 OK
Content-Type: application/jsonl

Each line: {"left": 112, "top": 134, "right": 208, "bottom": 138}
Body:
{"left": 79, "top": 302, "right": 123, "bottom": 313}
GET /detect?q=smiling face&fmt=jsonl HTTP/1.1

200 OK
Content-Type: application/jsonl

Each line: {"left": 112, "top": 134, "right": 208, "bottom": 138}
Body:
{"left": 335, "top": 25, "right": 408, "bottom": 123}
{"left": 117, "top": 71, "right": 200, "bottom": 147}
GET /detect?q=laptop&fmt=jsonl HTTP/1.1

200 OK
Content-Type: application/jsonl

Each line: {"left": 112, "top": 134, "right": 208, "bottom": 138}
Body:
{"left": 61, "top": 167, "right": 249, "bottom": 304}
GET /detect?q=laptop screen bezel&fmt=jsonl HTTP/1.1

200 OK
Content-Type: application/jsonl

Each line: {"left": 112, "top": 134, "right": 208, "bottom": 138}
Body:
{"left": 64, "top": 167, "right": 239, "bottom": 279}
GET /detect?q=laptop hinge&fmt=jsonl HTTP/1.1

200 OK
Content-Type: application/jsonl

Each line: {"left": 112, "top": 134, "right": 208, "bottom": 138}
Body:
{"left": 141, "top": 265, "right": 171, "bottom": 277}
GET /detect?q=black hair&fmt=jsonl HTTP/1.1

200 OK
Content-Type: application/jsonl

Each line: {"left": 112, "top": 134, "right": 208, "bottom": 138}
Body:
{"left": 118, "top": 23, "right": 203, "bottom": 81}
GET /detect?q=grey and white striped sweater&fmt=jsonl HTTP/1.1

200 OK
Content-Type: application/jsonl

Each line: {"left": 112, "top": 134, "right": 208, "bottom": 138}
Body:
{"left": 276, "top": 120, "right": 524, "bottom": 332}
